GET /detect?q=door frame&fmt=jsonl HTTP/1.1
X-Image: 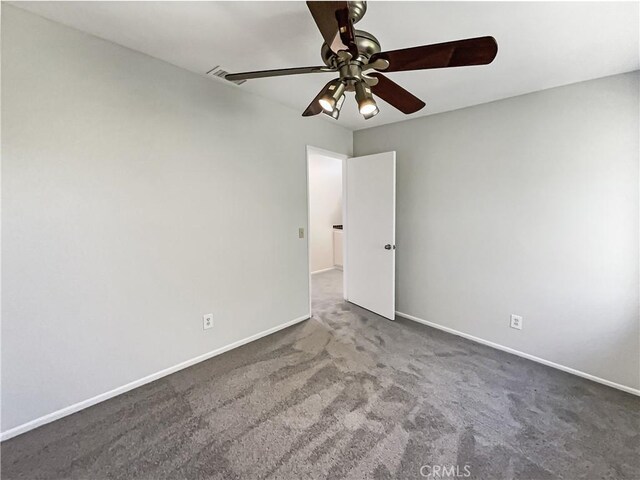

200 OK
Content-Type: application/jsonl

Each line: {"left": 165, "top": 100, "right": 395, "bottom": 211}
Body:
{"left": 306, "top": 145, "right": 349, "bottom": 315}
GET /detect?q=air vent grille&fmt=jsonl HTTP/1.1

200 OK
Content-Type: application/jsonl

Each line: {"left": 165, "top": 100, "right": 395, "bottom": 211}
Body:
{"left": 207, "top": 66, "right": 246, "bottom": 85}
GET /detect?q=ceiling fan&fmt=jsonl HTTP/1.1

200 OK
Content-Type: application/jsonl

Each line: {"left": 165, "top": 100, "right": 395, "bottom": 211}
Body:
{"left": 225, "top": 1, "right": 498, "bottom": 120}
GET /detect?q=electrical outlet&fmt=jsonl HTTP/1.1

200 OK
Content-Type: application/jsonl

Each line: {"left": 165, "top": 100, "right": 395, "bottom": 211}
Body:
{"left": 203, "top": 313, "right": 213, "bottom": 330}
{"left": 510, "top": 314, "right": 523, "bottom": 330}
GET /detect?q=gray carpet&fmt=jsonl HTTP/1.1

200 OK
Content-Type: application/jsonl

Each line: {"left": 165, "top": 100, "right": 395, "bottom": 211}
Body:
{"left": 2, "top": 269, "right": 638, "bottom": 479}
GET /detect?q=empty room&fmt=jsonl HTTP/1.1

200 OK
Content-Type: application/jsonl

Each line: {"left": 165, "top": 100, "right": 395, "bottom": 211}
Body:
{"left": 1, "top": 1, "right": 638, "bottom": 479}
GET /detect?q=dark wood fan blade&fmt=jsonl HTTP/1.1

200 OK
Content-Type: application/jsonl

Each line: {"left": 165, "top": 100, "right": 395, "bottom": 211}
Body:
{"left": 225, "top": 66, "right": 335, "bottom": 82}
{"left": 369, "top": 73, "right": 426, "bottom": 114}
{"left": 302, "top": 80, "right": 334, "bottom": 117}
{"left": 334, "top": 7, "right": 359, "bottom": 58}
{"left": 371, "top": 36, "right": 498, "bottom": 72}
{"left": 307, "top": 2, "right": 345, "bottom": 49}
{"left": 307, "top": 1, "right": 357, "bottom": 56}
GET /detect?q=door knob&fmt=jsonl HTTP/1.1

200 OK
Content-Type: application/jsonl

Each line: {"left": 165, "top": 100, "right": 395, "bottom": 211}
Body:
{"left": 384, "top": 244, "right": 395, "bottom": 250}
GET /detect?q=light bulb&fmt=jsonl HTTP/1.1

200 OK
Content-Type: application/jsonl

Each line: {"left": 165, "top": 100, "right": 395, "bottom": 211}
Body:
{"left": 319, "top": 98, "right": 334, "bottom": 112}
{"left": 355, "top": 81, "right": 379, "bottom": 118}
{"left": 319, "top": 80, "right": 346, "bottom": 113}
{"left": 363, "top": 105, "right": 379, "bottom": 120}
{"left": 359, "top": 101, "right": 377, "bottom": 115}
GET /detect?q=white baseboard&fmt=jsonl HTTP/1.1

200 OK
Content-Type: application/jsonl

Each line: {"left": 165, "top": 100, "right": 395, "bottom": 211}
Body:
{"left": 311, "top": 267, "right": 336, "bottom": 275}
{"left": 396, "top": 311, "right": 640, "bottom": 397}
{"left": 0, "top": 314, "right": 310, "bottom": 442}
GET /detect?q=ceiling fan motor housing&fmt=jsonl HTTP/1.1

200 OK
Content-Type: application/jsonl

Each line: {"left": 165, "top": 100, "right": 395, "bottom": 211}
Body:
{"left": 321, "top": 29, "right": 381, "bottom": 91}
{"left": 321, "top": 30, "right": 381, "bottom": 66}
{"left": 347, "top": 1, "right": 367, "bottom": 24}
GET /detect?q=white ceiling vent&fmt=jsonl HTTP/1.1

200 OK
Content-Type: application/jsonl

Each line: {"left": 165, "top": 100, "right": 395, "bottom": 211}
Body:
{"left": 206, "top": 66, "right": 246, "bottom": 85}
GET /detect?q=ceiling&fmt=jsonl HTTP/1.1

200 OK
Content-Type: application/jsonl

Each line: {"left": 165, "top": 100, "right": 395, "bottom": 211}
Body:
{"left": 11, "top": 1, "right": 639, "bottom": 131}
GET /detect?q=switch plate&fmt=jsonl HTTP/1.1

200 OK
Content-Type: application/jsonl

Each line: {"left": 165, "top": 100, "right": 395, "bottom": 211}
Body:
{"left": 203, "top": 313, "right": 213, "bottom": 330}
{"left": 299, "top": 227, "right": 305, "bottom": 239}
{"left": 510, "top": 314, "right": 523, "bottom": 330}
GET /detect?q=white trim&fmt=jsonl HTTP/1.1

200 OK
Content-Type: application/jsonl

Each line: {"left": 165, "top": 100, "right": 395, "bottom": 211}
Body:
{"left": 0, "top": 314, "right": 310, "bottom": 442}
{"left": 396, "top": 311, "right": 640, "bottom": 397}
{"left": 311, "top": 267, "right": 336, "bottom": 275}
{"left": 306, "top": 146, "right": 349, "bottom": 162}
{"left": 342, "top": 155, "right": 348, "bottom": 301}
{"left": 306, "top": 146, "right": 312, "bottom": 316}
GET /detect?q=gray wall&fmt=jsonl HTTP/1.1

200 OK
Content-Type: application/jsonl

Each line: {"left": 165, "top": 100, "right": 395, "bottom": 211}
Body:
{"left": 3, "top": 4, "right": 638, "bottom": 436}
{"left": 354, "top": 72, "right": 640, "bottom": 390}
{"left": 1, "top": 6, "right": 352, "bottom": 432}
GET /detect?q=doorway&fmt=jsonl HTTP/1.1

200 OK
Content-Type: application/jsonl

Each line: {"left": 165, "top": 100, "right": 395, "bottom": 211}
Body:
{"left": 306, "top": 146, "right": 396, "bottom": 320}
{"left": 306, "top": 146, "right": 347, "bottom": 315}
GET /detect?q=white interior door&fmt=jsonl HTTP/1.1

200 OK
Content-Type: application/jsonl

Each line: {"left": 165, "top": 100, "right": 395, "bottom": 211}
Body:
{"left": 345, "top": 151, "right": 396, "bottom": 320}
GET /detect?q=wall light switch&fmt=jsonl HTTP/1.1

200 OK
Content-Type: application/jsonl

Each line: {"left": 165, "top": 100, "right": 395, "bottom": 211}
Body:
{"left": 203, "top": 313, "right": 214, "bottom": 330}
{"left": 510, "top": 314, "right": 523, "bottom": 330}
{"left": 299, "top": 227, "right": 305, "bottom": 239}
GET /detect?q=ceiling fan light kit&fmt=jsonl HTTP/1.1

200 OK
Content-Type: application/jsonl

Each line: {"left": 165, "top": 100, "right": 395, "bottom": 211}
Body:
{"left": 319, "top": 79, "right": 347, "bottom": 112}
{"left": 355, "top": 81, "right": 378, "bottom": 116}
{"left": 328, "top": 93, "right": 346, "bottom": 119}
{"left": 225, "top": 1, "right": 498, "bottom": 122}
